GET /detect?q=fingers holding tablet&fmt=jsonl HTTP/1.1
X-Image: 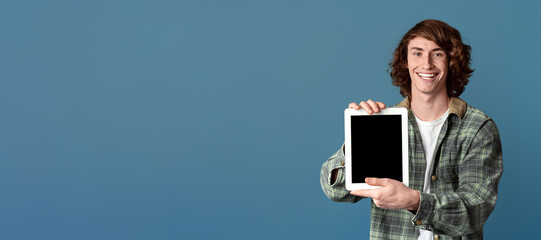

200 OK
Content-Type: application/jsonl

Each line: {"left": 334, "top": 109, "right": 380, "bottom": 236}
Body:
{"left": 348, "top": 100, "right": 387, "bottom": 114}
{"left": 349, "top": 177, "right": 419, "bottom": 210}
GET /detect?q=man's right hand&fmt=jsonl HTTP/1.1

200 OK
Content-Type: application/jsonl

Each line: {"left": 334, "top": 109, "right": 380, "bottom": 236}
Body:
{"left": 348, "top": 99, "right": 386, "bottom": 114}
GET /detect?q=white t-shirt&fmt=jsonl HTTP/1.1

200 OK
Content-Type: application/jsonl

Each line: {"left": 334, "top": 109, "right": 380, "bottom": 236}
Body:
{"left": 414, "top": 109, "right": 449, "bottom": 240}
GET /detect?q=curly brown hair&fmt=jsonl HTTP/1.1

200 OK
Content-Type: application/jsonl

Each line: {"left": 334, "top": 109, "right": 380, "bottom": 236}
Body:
{"left": 389, "top": 19, "right": 474, "bottom": 97}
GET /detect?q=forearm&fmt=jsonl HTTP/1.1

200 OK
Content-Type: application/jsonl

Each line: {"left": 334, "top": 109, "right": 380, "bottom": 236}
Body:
{"left": 412, "top": 181, "right": 499, "bottom": 236}
{"left": 320, "top": 144, "right": 362, "bottom": 203}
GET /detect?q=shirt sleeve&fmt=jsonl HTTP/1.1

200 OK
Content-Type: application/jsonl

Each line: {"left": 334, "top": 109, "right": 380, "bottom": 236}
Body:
{"left": 411, "top": 119, "right": 503, "bottom": 236}
{"left": 320, "top": 144, "right": 363, "bottom": 203}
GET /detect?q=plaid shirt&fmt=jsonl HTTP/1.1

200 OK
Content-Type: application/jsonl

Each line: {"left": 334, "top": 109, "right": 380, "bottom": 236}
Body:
{"left": 320, "top": 97, "right": 503, "bottom": 240}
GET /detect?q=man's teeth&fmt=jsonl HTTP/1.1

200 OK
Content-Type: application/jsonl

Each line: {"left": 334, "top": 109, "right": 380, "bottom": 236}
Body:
{"left": 418, "top": 73, "right": 436, "bottom": 79}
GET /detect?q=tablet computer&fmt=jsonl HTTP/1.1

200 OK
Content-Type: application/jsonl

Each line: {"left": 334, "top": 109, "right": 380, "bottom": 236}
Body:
{"left": 344, "top": 108, "right": 409, "bottom": 190}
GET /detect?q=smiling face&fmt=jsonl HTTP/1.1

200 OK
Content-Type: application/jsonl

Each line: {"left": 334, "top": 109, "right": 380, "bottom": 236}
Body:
{"left": 407, "top": 37, "right": 449, "bottom": 98}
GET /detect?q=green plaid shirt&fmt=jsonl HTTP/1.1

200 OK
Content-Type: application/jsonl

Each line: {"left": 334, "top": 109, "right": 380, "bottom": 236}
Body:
{"left": 320, "top": 97, "right": 503, "bottom": 240}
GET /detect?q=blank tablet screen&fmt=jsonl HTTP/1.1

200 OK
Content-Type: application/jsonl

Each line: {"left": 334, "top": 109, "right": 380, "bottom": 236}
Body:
{"left": 350, "top": 115, "right": 403, "bottom": 183}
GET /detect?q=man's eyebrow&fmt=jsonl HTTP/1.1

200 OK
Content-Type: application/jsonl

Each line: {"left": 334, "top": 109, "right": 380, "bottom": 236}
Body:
{"left": 410, "top": 47, "right": 445, "bottom": 52}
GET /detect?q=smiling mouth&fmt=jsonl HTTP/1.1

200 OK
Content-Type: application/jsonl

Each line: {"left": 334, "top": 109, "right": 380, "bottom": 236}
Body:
{"left": 417, "top": 73, "right": 439, "bottom": 80}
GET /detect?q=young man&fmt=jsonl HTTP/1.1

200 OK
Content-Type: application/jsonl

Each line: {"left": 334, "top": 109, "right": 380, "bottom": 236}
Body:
{"left": 320, "top": 19, "right": 503, "bottom": 240}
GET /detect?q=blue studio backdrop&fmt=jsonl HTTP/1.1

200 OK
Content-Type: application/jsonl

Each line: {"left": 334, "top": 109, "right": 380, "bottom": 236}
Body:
{"left": 1, "top": 0, "right": 539, "bottom": 239}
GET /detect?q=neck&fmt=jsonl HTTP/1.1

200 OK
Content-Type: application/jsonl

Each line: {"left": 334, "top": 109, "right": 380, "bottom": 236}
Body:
{"left": 410, "top": 91, "right": 450, "bottom": 121}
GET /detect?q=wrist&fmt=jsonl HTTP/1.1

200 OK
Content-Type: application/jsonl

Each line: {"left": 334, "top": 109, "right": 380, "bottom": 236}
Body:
{"left": 406, "top": 190, "right": 420, "bottom": 211}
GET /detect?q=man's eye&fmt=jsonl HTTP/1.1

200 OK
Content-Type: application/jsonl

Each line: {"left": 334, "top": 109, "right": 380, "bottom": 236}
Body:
{"left": 433, "top": 53, "right": 444, "bottom": 57}
{"left": 413, "top": 52, "right": 421, "bottom": 56}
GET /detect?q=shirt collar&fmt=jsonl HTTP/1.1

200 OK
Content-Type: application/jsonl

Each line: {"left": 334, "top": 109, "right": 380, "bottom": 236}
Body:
{"left": 396, "top": 97, "right": 467, "bottom": 120}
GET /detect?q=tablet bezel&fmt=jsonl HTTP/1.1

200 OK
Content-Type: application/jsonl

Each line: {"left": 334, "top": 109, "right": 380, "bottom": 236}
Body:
{"left": 344, "top": 107, "right": 409, "bottom": 190}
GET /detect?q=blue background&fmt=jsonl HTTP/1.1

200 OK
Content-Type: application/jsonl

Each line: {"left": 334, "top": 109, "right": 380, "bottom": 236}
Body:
{"left": 1, "top": 0, "right": 539, "bottom": 239}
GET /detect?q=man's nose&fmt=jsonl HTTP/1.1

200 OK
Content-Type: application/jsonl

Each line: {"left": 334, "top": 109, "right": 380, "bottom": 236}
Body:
{"left": 422, "top": 55, "right": 434, "bottom": 69}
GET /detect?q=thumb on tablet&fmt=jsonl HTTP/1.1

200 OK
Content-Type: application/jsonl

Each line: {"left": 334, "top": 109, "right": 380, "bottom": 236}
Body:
{"left": 365, "top": 177, "right": 387, "bottom": 186}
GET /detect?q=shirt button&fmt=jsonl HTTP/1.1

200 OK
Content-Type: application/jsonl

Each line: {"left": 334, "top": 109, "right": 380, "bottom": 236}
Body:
{"left": 341, "top": 160, "right": 344, "bottom": 166}
{"left": 452, "top": 173, "right": 458, "bottom": 180}
{"left": 431, "top": 175, "right": 438, "bottom": 181}
{"left": 433, "top": 235, "right": 440, "bottom": 240}
{"left": 415, "top": 220, "right": 422, "bottom": 226}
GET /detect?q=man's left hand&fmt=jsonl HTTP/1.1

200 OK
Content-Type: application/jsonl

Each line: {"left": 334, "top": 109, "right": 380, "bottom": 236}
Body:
{"left": 350, "top": 177, "right": 420, "bottom": 211}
